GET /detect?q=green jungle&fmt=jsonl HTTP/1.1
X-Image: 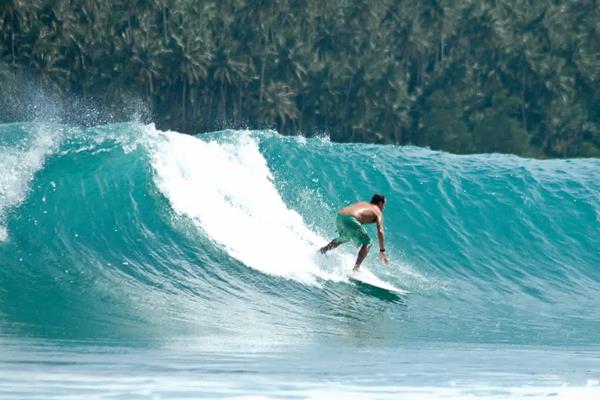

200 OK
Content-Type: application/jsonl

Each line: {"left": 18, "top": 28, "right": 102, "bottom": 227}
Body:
{"left": 1, "top": 0, "right": 598, "bottom": 157}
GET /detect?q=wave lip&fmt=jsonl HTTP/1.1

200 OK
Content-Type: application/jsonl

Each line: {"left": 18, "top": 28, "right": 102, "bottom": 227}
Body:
{"left": 0, "top": 123, "right": 61, "bottom": 241}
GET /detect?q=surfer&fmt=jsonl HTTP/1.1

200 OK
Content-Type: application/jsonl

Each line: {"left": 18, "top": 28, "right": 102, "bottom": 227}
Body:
{"left": 319, "top": 193, "right": 389, "bottom": 272}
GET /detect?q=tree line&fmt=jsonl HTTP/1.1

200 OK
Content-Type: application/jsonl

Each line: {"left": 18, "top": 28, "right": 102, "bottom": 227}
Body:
{"left": 1, "top": 0, "right": 598, "bottom": 157}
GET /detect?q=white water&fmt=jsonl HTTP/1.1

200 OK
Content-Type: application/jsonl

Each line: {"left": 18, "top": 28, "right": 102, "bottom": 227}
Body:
{"left": 146, "top": 126, "right": 356, "bottom": 284}
{"left": 0, "top": 124, "right": 60, "bottom": 241}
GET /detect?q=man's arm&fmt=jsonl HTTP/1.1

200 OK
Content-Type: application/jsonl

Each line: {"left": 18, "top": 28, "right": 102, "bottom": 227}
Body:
{"left": 376, "top": 214, "right": 389, "bottom": 265}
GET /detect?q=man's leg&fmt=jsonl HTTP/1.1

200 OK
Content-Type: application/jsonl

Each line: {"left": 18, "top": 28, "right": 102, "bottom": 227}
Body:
{"left": 352, "top": 244, "right": 371, "bottom": 272}
{"left": 319, "top": 239, "right": 345, "bottom": 254}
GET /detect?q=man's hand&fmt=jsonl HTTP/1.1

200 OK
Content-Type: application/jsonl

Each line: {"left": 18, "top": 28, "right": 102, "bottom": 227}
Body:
{"left": 379, "top": 251, "right": 389, "bottom": 265}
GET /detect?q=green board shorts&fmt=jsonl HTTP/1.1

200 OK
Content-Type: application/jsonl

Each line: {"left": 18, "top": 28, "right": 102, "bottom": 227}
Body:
{"left": 335, "top": 214, "right": 372, "bottom": 246}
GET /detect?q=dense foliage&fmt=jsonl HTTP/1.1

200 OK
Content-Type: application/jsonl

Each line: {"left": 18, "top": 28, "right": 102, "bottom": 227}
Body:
{"left": 1, "top": 0, "right": 598, "bottom": 157}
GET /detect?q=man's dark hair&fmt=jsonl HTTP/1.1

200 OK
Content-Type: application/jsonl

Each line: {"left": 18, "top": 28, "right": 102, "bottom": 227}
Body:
{"left": 370, "top": 193, "right": 386, "bottom": 205}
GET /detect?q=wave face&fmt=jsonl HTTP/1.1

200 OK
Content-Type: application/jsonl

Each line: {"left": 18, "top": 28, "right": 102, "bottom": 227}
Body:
{"left": 1, "top": 122, "right": 599, "bottom": 345}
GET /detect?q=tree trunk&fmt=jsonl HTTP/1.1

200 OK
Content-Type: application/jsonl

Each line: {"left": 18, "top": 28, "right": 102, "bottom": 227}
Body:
{"left": 220, "top": 80, "right": 226, "bottom": 122}
{"left": 207, "top": 88, "right": 213, "bottom": 129}
{"left": 163, "top": 6, "right": 168, "bottom": 43}
{"left": 11, "top": 32, "right": 15, "bottom": 64}
{"left": 521, "top": 64, "right": 527, "bottom": 131}
{"left": 238, "top": 86, "right": 243, "bottom": 122}
{"left": 182, "top": 80, "right": 187, "bottom": 125}
{"left": 259, "top": 56, "right": 265, "bottom": 107}
{"left": 343, "top": 81, "right": 352, "bottom": 121}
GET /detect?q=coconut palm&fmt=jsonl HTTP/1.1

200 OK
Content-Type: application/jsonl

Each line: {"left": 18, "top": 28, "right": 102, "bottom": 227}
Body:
{"left": 0, "top": 0, "right": 598, "bottom": 157}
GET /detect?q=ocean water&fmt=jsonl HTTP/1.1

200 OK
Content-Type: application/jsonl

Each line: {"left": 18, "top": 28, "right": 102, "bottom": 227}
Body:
{"left": 0, "top": 122, "right": 599, "bottom": 399}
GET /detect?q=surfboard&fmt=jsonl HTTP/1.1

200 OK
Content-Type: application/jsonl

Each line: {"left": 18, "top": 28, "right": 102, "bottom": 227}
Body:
{"left": 349, "top": 269, "right": 411, "bottom": 295}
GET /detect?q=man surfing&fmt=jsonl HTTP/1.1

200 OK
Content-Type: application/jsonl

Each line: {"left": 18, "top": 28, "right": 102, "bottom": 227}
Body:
{"left": 319, "top": 193, "right": 389, "bottom": 272}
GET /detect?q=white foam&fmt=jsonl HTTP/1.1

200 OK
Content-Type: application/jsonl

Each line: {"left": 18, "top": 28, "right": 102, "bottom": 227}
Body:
{"left": 145, "top": 127, "right": 349, "bottom": 284}
{"left": 3, "top": 366, "right": 599, "bottom": 400}
{"left": 0, "top": 124, "right": 60, "bottom": 241}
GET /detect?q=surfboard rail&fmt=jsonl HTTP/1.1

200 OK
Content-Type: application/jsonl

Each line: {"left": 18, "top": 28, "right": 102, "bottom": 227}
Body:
{"left": 349, "top": 269, "right": 412, "bottom": 295}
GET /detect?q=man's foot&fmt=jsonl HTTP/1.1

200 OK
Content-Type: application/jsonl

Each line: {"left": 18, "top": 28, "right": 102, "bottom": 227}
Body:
{"left": 352, "top": 265, "right": 360, "bottom": 273}
{"left": 319, "top": 247, "right": 327, "bottom": 254}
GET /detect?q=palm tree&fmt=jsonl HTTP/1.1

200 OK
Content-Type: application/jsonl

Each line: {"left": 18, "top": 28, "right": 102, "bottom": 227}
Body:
{"left": 259, "top": 81, "right": 298, "bottom": 131}
{"left": 0, "top": 0, "right": 21, "bottom": 64}
{"left": 210, "top": 46, "right": 254, "bottom": 123}
{"left": 166, "top": 21, "right": 213, "bottom": 124}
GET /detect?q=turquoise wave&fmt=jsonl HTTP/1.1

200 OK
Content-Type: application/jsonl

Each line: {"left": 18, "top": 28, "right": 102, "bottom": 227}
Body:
{"left": 0, "top": 122, "right": 598, "bottom": 345}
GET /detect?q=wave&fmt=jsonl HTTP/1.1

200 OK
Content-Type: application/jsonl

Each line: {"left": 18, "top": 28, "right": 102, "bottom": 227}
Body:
{"left": 0, "top": 122, "right": 598, "bottom": 345}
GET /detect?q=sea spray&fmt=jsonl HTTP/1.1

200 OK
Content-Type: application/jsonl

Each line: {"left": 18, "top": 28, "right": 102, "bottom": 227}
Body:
{"left": 0, "top": 123, "right": 61, "bottom": 241}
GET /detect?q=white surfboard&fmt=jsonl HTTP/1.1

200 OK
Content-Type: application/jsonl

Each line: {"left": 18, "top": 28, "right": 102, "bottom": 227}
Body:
{"left": 349, "top": 269, "right": 411, "bottom": 295}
